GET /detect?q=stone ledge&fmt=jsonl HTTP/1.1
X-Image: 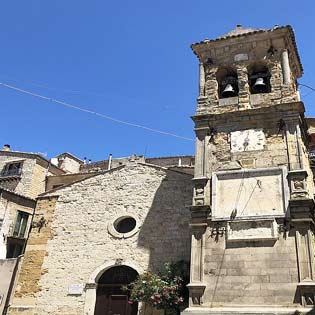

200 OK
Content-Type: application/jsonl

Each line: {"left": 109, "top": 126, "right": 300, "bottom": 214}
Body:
{"left": 181, "top": 306, "right": 315, "bottom": 315}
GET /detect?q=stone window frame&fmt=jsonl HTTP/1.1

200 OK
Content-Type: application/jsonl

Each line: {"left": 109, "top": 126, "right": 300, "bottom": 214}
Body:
{"left": 107, "top": 213, "right": 140, "bottom": 239}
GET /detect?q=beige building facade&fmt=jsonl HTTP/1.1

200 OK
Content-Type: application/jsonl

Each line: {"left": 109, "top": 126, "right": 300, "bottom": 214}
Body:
{"left": 7, "top": 162, "right": 193, "bottom": 315}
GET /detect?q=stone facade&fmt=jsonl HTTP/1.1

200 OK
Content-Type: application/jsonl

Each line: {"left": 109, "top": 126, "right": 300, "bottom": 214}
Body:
{"left": 8, "top": 163, "right": 193, "bottom": 315}
{"left": 0, "top": 151, "right": 64, "bottom": 199}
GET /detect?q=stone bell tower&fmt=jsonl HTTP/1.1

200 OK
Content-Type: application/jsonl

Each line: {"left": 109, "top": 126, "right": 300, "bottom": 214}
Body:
{"left": 185, "top": 25, "right": 315, "bottom": 315}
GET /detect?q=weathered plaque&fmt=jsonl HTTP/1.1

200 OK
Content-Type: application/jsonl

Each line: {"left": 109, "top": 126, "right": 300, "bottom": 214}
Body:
{"left": 226, "top": 219, "right": 278, "bottom": 241}
{"left": 68, "top": 283, "right": 84, "bottom": 295}
{"left": 212, "top": 167, "right": 288, "bottom": 220}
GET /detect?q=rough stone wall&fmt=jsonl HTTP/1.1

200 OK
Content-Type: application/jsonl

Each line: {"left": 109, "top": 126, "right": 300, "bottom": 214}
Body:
{"left": 201, "top": 60, "right": 298, "bottom": 113}
{"left": 28, "top": 164, "right": 47, "bottom": 198}
{"left": 9, "top": 164, "right": 193, "bottom": 315}
{"left": 0, "top": 156, "right": 36, "bottom": 198}
{"left": 203, "top": 224, "right": 299, "bottom": 306}
{"left": 206, "top": 110, "right": 289, "bottom": 175}
{"left": 8, "top": 196, "right": 58, "bottom": 315}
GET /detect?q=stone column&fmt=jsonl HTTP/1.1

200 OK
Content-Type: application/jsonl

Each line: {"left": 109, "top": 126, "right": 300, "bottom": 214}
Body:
{"left": 236, "top": 64, "right": 250, "bottom": 109}
{"left": 283, "top": 117, "right": 302, "bottom": 170}
{"left": 187, "top": 224, "right": 207, "bottom": 307}
{"left": 84, "top": 283, "right": 97, "bottom": 315}
{"left": 295, "top": 225, "right": 314, "bottom": 282}
{"left": 193, "top": 128, "right": 210, "bottom": 207}
{"left": 281, "top": 49, "right": 291, "bottom": 85}
{"left": 199, "top": 63, "right": 205, "bottom": 98}
{"left": 194, "top": 129, "right": 207, "bottom": 179}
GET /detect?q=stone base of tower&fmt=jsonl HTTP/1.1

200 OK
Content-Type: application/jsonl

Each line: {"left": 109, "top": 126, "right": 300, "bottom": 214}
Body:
{"left": 182, "top": 306, "right": 315, "bottom": 315}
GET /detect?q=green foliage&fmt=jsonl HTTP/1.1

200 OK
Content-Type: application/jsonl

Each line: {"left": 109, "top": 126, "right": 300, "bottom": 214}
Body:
{"left": 123, "top": 261, "right": 189, "bottom": 311}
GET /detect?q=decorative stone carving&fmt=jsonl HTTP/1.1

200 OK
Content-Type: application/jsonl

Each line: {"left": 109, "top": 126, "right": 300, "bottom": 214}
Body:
{"left": 287, "top": 169, "right": 308, "bottom": 200}
{"left": 192, "top": 177, "right": 209, "bottom": 208}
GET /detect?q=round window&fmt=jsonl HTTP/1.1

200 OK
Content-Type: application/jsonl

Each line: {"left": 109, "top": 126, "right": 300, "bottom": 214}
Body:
{"left": 114, "top": 217, "right": 136, "bottom": 233}
{"left": 108, "top": 213, "right": 140, "bottom": 239}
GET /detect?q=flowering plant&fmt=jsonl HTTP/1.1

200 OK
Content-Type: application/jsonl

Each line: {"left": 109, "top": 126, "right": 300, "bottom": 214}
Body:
{"left": 123, "top": 261, "right": 189, "bottom": 312}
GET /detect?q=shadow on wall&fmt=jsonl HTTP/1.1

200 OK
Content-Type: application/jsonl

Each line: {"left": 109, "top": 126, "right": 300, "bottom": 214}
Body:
{"left": 137, "top": 170, "right": 193, "bottom": 272}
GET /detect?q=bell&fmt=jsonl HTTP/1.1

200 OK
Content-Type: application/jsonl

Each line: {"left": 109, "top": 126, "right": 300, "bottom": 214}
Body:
{"left": 253, "top": 77, "right": 267, "bottom": 93}
{"left": 222, "top": 83, "right": 235, "bottom": 97}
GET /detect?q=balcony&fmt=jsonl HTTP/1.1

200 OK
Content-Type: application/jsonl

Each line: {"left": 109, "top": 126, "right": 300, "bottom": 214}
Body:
{"left": 0, "top": 167, "right": 22, "bottom": 178}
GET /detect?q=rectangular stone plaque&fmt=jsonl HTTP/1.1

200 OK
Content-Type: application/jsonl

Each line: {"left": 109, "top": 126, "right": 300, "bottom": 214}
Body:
{"left": 212, "top": 167, "right": 289, "bottom": 220}
{"left": 226, "top": 219, "right": 278, "bottom": 242}
{"left": 68, "top": 283, "right": 84, "bottom": 295}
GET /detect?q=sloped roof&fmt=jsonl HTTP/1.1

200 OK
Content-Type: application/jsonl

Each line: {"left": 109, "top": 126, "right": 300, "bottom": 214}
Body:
{"left": 0, "top": 150, "right": 65, "bottom": 175}
{"left": 39, "top": 162, "right": 192, "bottom": 197}
{"left": 191, "top": 24, "right": 303, "bottom": 78}
{"left": 218, "top": 25, "right": 265, "bottom": 40}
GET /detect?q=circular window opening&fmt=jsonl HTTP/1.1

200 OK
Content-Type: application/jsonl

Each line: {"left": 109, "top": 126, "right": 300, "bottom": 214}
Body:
{"left": 114, "top": 217, "right": 137, "bottom": 234}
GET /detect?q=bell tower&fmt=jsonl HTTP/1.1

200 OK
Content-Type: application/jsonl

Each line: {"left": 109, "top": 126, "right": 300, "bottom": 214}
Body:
{"left": 185, "top": 25, "right": 315, "bottom": 315}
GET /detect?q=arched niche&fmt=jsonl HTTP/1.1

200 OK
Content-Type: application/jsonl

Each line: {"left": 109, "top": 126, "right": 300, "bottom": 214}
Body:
{"left": 94, "top": 265, "right": 139, "bottom": 315}
{"left": 84, "top": 261, "right": 142, "bottom": 315}
{"left": 216, "top": 67, "right": 239, "bottom": 99}
{"left": 247, "top": 62, "right": 271, "bottom": 94}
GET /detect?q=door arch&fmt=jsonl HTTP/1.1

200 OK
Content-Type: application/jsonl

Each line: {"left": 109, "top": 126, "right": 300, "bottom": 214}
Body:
{"left": 94, "top": 265, "right": 138, "bottom": 315}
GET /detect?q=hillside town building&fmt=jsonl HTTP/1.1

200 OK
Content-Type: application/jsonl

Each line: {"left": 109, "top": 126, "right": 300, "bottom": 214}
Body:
{"left": 0, "top": 24, "right": 315, "bottom": 315}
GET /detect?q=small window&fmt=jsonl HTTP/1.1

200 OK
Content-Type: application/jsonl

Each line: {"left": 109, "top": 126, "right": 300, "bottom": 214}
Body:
{"left": 108, "top": 213, "right": 140, "bottom": 239}
{"left": 114, "top": 217, "right": 136, "bottom": 233}
{"left": 13, "top": 211, "right": 29, "bottom": 238}
{"left": 2, "top": 162, "right": 22, "bottom": 177}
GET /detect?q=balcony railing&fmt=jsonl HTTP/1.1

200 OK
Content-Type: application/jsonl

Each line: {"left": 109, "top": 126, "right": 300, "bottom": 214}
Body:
{"left": 0, "top": 168, "right": 22, "bottom": 177}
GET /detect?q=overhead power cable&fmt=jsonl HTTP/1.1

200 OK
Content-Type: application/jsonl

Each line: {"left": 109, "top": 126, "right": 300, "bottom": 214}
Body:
{"left": 0, "top": 82, "right": 194, "bottom": 142}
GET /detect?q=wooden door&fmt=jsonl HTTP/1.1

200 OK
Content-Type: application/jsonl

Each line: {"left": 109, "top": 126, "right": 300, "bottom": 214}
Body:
{"left": 109, "top": 295, "right": 128, "bottom": 315}
{"left": 94, "top": 266, "right": 138, "bottom": 315}
{"left": 94, "top": 286, "right": 137, "bottom": 315}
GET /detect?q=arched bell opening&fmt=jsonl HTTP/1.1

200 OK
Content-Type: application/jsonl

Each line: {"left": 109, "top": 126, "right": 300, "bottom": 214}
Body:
{"left": 216, "top": 67, "right": 239, "bottom": 99}
{"left": 94, "top": 265, "right": 139, "bottom": 315}
{"left": 248, "top": 62, "right": 271, "bottom": 94}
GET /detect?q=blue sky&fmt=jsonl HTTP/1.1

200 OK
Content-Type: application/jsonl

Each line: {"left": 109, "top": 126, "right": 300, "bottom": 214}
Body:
{"left": 0, "top": 0, "right": 314, "bottom": 161}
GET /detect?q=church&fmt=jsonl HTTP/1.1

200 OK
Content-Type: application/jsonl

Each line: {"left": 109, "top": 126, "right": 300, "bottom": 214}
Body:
{"left": 1, "top": 24, "right": 315, "bottom": 315}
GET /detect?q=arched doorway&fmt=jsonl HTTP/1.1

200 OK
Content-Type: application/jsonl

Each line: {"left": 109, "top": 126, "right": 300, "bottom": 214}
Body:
{"left": 94, "top": 265, "right": 138, "bottom": 315}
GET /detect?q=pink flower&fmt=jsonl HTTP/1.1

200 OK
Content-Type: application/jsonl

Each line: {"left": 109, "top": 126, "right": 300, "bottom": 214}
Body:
{"left": 128, "top": 300, "right": 133, "bottom": 305}
{"left": 151, "top": 295, "right": 155, "bottom": 300}
{"left": 154, "top": 294, "right": 161, "bottom": 299}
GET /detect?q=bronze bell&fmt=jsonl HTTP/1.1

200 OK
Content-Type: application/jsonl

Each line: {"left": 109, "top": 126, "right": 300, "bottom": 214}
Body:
{"left": 222, "top": 83, "right": 235, "bottom": 97}
{"left": 253, "top": 77, "right": 267, "bottom": 93}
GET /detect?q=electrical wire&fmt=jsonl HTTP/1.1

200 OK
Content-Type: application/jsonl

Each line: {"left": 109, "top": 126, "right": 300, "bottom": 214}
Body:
{"left": 0, "top": 82, "right": 194, "bottom": 142}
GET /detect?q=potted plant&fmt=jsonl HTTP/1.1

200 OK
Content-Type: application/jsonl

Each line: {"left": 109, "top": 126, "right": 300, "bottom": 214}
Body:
{"left": 124, "top": 261, "right": 189, "bottom": 315}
